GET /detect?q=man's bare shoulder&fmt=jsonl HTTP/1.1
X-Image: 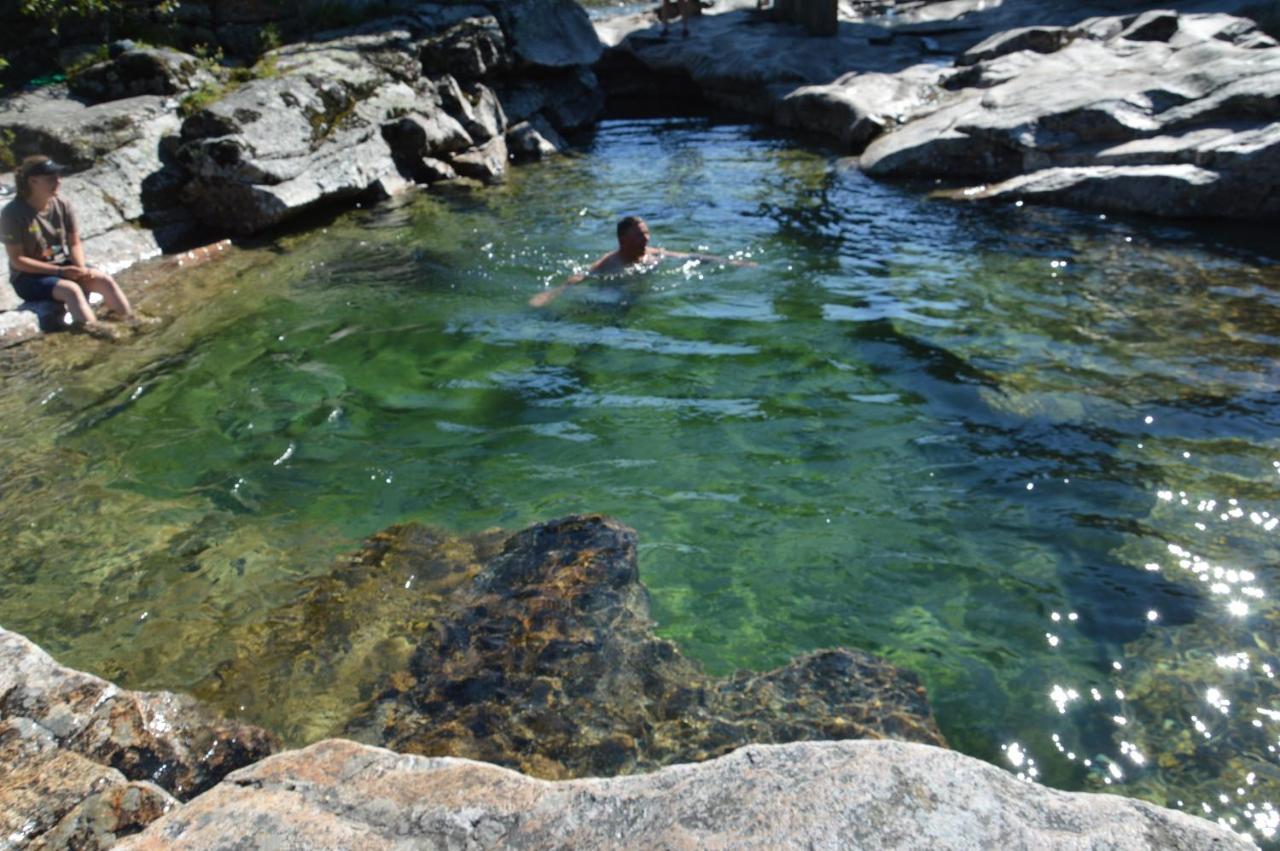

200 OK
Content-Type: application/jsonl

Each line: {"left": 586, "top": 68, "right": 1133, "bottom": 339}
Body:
{"left": 591, "top": 250, "right": 627, "bottom": 276}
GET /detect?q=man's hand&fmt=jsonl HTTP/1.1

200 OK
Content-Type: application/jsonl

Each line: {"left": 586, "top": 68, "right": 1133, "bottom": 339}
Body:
{"left": 59, "top": 265, "right": 91, "bottom": 283}
{"left": 530, "top": 287, "right": 562, "bottom": 307}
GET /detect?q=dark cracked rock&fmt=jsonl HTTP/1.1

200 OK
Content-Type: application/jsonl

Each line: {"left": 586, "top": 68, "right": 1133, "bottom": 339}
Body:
{"left": 0, "top": 627, "right": 278, "bottom": 848}
{"left": 346, "top": 514, "right": 945, "bottom": 779}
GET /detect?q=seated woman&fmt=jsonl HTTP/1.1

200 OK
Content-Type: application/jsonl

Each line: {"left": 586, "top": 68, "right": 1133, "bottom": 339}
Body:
{"left": 2, "top": 155, "right": 139, "bottom": 336}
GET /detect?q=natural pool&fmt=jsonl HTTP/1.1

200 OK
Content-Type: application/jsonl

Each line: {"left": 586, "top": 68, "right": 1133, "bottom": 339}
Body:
{"left": 2, "top": 118, "right": 1279, "bottom": 843}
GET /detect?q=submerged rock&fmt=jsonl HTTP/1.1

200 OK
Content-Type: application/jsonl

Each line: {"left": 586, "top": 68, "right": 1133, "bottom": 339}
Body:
{"left": 115, "top": 737, "right": 1255, "bottom": 850}
{"left": 348, "top": 514, "right": 945, "bottom": 779}
{"left": 0, "top": 626, "right": 277, "bottom": 848}
{"left": 190, "top": 522, "right": 507, "bottom": 746}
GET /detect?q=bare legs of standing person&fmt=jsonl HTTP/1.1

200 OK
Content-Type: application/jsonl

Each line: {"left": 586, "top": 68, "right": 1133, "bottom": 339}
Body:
{"left": 661, "top": 0, "right": 691, "bottom": 37}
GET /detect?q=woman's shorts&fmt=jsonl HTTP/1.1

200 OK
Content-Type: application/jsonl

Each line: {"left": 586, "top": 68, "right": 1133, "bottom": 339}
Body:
{"left": 10, "top": 272, "right": 61, "bottom": 302}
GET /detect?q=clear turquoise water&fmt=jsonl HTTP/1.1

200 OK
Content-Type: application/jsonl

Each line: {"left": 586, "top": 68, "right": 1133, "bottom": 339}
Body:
{"left": 3, "top": 118, "right": 1280, "bottom": 842}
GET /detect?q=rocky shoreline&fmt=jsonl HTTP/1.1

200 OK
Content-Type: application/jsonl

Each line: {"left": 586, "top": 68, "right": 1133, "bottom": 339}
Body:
{"left": 0, "top": 627, "right": 276, "bottom": 849}
{"left": 1, "top": 515, "right": 1257, "bottom": 849}
{"left": 2, "top": 0, "right": 1278, "bottom": 344}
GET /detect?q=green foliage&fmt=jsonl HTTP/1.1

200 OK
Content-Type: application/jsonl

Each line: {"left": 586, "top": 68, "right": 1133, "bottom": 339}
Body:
{"left": 178, "top": 52, "right": 281, "bottom": 118}
{"left": 258, "top": 23, "right": 283, "bottom": 56}
{"left": 178, "top": 81, "right": 227, "bottom": 118}
{"left": 63, "top": 44, "right": 111, "bottom": 77}
{"left": 192, "top": 43, "right": 226, "bottom": 64}
{"left": 20, "top": 0, "right": 114, "bottom": 31}
{"left": 0, "top": 129, "right": 16, "bottom": 172}
{"left": 18, "top": 0, "right": 180, "bottom": 35}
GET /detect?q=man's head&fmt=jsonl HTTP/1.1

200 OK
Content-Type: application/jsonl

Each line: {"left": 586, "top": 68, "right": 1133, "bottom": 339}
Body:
{"left": 616, "top": 215, "right": 649, "bottom": 258}
{"left": 16, "top": 155, "right": 65, "bottom": 200}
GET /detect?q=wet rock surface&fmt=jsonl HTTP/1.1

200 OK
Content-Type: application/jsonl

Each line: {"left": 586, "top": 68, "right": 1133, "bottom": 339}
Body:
{"left": 116, "top": 737, "right": 1255, "bottom": 850}
{"left": 347, "top": 514, "right": 945, "bottom": 779}
{"left": 0, "top": 626, "right": 277, "bottom": 849}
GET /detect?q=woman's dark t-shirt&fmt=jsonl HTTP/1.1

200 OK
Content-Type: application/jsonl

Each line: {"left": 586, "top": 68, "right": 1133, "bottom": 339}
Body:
{"left": 0, "top": 196, "right": 78, "bottom": 274}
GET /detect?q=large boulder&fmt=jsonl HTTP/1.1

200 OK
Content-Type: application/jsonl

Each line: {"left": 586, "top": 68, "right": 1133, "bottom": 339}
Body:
{"left": 499, "top": 65, "right": 604, "bottom": 131}
{"left": 0, "top": 87, "right": 176, "bottom": 172}
{"left": 957, "top": 25, "right": 1070, "bottom": 66}
{"left": 450, "top": 134, "right": 509, "bottom": 182}
{"left": 417, "top": 10, "right": 511, "bottom": 79}
{"left": 0, "top": 626, "right": 277, "bottom": 848}
{"left": 115, "top": 738, "right": 1255, "bottom": 850}
{"left": 436, "top": 74, "right": 507, "bottom": 143}
{"left": 859, "top": 10, "right": 1280, "bottom": 217}
{"left": 506, "top": 113, "right": 568, "bottom": 161}
{"left": 175, "top": 30, "right": 464, "bottom": 233}
{"left": 492, "top": 0, "right": 602, "bottom": 69}
{"left": 775, "top": 65, "right": 947, "bottom": 152}
{"left": 68, "top": 47, "right": 217, "bottom": 104}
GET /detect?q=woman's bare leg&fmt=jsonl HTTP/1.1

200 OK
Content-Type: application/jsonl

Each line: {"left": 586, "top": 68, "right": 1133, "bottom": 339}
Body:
{"left": 81, "top": 270, "right": 133, "bottom": 318}
{"left": 50, "top": 280, "right": 95, "bottom": 325}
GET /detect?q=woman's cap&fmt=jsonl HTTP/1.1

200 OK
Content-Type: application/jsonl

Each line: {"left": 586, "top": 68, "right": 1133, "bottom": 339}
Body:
{"left": 20, "top": 157, "right": 66, "bottom": 178}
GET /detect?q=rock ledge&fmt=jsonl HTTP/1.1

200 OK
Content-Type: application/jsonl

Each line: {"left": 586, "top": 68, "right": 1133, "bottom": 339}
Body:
{"left": 118, "top": 736, "right": 1255, "bottom": 850}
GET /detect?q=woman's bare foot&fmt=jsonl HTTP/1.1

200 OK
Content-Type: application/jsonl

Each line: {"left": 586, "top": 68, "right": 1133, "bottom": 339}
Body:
{"left": 72, "top": 321, "right": 123, "bottom": 341}
{"left": 124, "top": 312, "right": 163, "bottom": 331}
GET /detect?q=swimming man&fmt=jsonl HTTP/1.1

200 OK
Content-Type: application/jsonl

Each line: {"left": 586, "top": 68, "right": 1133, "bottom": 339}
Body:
{"left": 529, "top": 215, "right": 753, "bottom": 307}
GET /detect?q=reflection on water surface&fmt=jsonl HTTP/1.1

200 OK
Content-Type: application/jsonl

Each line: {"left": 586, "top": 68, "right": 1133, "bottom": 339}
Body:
{"left": 1, "top": 118, "right": 1279, "bottom": 843}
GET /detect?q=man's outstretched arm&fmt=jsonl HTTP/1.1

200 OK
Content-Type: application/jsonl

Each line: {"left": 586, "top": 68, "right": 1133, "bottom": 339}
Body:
{"left": 530, "top": 254, "right": 609, "bottom": 307}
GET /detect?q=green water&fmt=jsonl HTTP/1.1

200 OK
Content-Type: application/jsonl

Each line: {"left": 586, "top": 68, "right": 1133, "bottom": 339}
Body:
{"left": 3, "top": 119, "right": 1280, "bottom": 842}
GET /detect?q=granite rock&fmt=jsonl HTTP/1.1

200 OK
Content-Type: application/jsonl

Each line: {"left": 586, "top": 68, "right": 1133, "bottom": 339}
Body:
{"left": 860, "top": 10, "right": 1280, "bottom": 217}
{"left": 418, "top": 12, "right": 511, "bottom": 79}
{"left": 506, "top": 113, "right": 568, "bottom": 161}
{"left": 596, "top": 0, "right": 1280, "bottom": 218}
{"left": 775, "top": 65, "right": 947, "bottom": 152}
{"left": 450, "top": 134, "right": 510, "bottom": 183}
{"left": 493, "top": 0, "right": 603, "bottom": 69}
{"left": 0, "top": 717, "right": 176, "bottom": 851}
{"left": 68, "top": 47, "right": 217, "bottom": 104}
{"left": 116, "top": 737, "right": 1257, "bottom": 850}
